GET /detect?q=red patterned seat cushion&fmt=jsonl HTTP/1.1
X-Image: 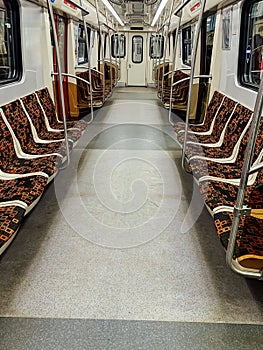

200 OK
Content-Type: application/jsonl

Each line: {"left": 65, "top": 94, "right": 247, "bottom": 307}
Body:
{"left": 0, "top": 205, "right": 25, "bottom": 250}
{"left": 178, "top": 97, "right": 237, "bottom": 151}
{"left": 213, "top": 186, "right": 263, "bottom": 268}
{"left": 35, "top": 88, "right": 88, "bottom": 132}
{"left": 21, "top": 94, "right": 82, "bottom": 143}
{"left": 200, "top": 170, "right": 263, "bottom": 212}
{"left": 1, "top": 100, "right": 71, "bottom": 159}
{"left": 0, "top": 116, "right": 58, "bottom": 177}
{"left": 0, "top": 176, "right": 47, "bottom": 206}
{"left": 173, "top": 91, "right": 225, "bottom": 133}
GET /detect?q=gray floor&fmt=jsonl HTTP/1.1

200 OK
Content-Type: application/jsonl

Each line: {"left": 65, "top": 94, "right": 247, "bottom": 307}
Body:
{"left": 1, "top": 87, "right": 263, "bottom": 348}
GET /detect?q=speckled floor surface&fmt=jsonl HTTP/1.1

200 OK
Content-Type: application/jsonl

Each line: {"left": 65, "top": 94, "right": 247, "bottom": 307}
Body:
{"left": 0, "top": 87, "right": 263, "bottom": 348}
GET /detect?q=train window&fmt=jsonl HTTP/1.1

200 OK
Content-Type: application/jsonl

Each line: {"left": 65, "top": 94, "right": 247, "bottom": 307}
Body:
{"left": 239, "top": 0, "right": 263, "bottom": 89}
{"left": 203, "top": 13, "right": 216, "bottom": 75}
{"left": 132, "top": 35, "right": 143, "bottom": 63}
{"left": 182, "top": 26, "right": 192, "bottom": 66}
{"left": 111, "top": 34, "right": 126, "bottom": 58}
{"left": 0, "top": 0, "right": 22, "bottom": 85}
{"left": 149, "top": 35, "right": 164, "bottom": 59}
{"left": 77, "top": 25, "right": 89, "bottom": 64}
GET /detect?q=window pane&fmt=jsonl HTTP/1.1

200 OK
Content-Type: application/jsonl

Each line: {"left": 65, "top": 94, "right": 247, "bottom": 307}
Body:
{"left": 182, "top": 26, "right": 192, "bottom": 66}
{"left": 240, "top": 0, "right": 263, "bottom": 89}
{"left": 132, "top": 36, "right": 143, "bottom": 63}
{"left": 0, "top": 0, "right": 21, "bottom": 85}
{"left": 111, "top": 34, "right": 125, "bottom": 58}
{"left": 150, "top": 35, "right": 164, "bottom": 59}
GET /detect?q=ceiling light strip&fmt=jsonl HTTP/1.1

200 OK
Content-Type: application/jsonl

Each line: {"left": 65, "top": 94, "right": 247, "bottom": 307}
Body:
{"left": 151, "top": 0, "right": 169, "bottom": 27}
{"left": 101, "top": 0, "right": 124, "bottom": 26}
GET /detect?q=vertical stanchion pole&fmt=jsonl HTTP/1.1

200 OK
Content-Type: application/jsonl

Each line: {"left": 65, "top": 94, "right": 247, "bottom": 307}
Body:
{"left": 80, "top": 0, "right": 93, "bottom": 123}
{"left": 95, "top": 0, "right": 106, "bottom": 103}
{"left": 168, "top": 11, "right": 182, "bottom": 125}
{"left": 47, "top": 0, "right": 70, "bottom": 167}
{"left": 161, "top": 0, "right": 175, "bottom": 102}
{"left": 182, "top": 0, "right": 207, "bottom": 170}
{"left": 105, "top": 11, "right": 113, "bottom": 94}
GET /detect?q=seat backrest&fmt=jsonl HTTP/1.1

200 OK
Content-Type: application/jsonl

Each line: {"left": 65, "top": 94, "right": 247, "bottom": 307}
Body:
{"left": 1, "top": 100, "right": 36, "bottom": 149}
{"left": 218, "top": 103, "right": 253, "bottom": 157}
{"left": 0, "top": 111, "right": 17, "bottom": 168}
{"left": 204, "top": 96, "right": 237, "bottom": 141}
{"left": 21, "top": 93, "right": 49, "bottom": 135}
{"left": 35, "top": 88, "right": 58, "bottom": 127}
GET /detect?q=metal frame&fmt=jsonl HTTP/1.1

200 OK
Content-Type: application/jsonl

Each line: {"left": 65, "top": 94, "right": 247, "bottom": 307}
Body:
{"left": 80, "top": 0, "right": 94, "bottom": 124}
{"left": 95, "top": 0, "right": 106, "bottom": 103}
{"left": 161, "top": 0, "right": 175, "bottom": 102}
{"left": 181, "top": 0, "right": 207, "bottom": 170}
{"left": 47, "top": 0, "right": 70, "bottom": 167}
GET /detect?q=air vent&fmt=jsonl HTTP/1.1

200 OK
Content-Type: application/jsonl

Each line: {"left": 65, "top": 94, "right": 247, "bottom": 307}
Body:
{"left": 130, "top": 26, "right": 144, "bottom": 30}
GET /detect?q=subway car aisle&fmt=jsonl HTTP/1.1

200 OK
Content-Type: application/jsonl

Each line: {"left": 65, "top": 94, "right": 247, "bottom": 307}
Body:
{"left": 0, "top": 88, "right": 263, "bottom": 349}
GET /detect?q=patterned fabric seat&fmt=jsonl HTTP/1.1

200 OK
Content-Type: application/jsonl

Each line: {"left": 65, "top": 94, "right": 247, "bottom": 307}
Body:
{"left": 173, "top": 91, "right": 225, "bottom": 134}
{"left": 199, "top": 169, "right": 263, "bottom": 213}
{"left": 77, "top": 70, "right": 108, "bottom": 107}
{"left": 213, "top": 185, "right": 263, "bottom": 269}
{"left": 189, "top": 116, "right": 262, "bottom": 181}
{"left": 0, "top": 205, "right": 26, "bottom": 253}
{"left": 35, "top": 88, "right": 88, "bottom": 132}
{"left": 178, "top": 97, "right": 238, "bottom": 148}
{"left": 162, "top": 71, "right": 190, "bottom": 109}
{"left": 20, "top": 94, "right": 82, "bottom": 144}
{"left": 0, "top": 175, "right": 47, "bottom": 209}
{"left": 1, "top": 101, "right": 71, "bottom": 160}
{"left": 0, "top": 115, "right": 58, "bottom": 178}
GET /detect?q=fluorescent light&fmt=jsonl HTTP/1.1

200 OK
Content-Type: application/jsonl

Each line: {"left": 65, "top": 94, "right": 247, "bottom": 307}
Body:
{"left": 101, "top": 0, "right": 124, "bottom": 26}
{"left": 151, "top": 0, "right": 169, "bottom": 26}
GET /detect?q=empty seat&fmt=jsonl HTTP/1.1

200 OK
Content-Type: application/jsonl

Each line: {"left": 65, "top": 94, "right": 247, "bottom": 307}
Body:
{"left": 213, "top": 185, "right": 263, "bottom": 269}
{"left": 35, "top": 88, "right": 88, "bottom": 132}
{"left": 0, "top": 115, "right": 58, "bottom": 180}
{"left": 20, "top": 94, "right": 82, "bottom": 144}
{"left": 174, "top": 91, "right": 225, "bottom": 134}
{"left": 1, "top": 101, "right": 71, "bottom": 161}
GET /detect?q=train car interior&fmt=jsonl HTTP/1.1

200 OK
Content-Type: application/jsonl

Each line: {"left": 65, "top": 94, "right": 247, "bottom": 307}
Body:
{"left": 0, "top": 0, "right": 263, "bottom": 348}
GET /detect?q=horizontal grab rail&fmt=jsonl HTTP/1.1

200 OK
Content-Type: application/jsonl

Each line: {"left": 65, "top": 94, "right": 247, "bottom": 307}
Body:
{"left": 172, "top": 74, "right": 212, "bottom": 87}
{"left": 163, "top": 67, "right": 191, "bottom": 77}
{"left": 52, "top": 72, "right": 91, "bottom": 85}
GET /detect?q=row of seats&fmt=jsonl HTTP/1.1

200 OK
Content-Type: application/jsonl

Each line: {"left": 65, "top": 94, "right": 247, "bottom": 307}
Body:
{"left": 154, "top": 65, "right": 190, "bottom": 113}
{"left": 77, "top": 63, "right": 118, "bottom": 110}
{"left": 173, "top": 90, "right": 263, "bottom": 270}
{"left": 0, "top": 87, "right": 88, "bottom": 254}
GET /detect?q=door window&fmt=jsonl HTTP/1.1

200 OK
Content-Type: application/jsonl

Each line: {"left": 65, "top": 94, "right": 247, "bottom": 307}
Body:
{"left": 132, "top": 35, "right": 143, "bottom": 63}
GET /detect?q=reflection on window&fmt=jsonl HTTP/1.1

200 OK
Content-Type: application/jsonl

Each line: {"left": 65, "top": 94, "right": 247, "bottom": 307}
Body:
{"left": 111, "top": 34, "right": 126, "bottom": 58}
{"left": 204, "top": 13, "right": 216, "bottom": 75}
{"left": 0, "top": 0, "right": 21, "bottom": 85}
{"left": 57, "top": 18, "right": 66, "bottom": 72}
{"left": 132, "top": 36, "right": 143, "bottom": 63}
{"left": 182, "top": 26, "right": 192, "bottom": 66}
{"left": 240, "top": 0, "right": 263, "bottom": 88}
{"left": 150, "top": 35, "right": 164, "bottom": 59}
{"left": 77, "top": 25, "right": 89, "bottom": 64}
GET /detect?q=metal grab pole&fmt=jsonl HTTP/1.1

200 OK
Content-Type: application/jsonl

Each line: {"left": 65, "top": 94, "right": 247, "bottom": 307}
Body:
{"left": 105, "top": 11, "right": 113, "bottom": 95}
{"left": 161, "top": 0, "right": 175, "bottom": 102}
{"left": 225, "top": 77, "right": 263, "bottom": 279}
{"left": 168, "top": 11, "right": 182, "bottom": 125}
{"left": 80, "top": 0, "right": 94, "bottom": 124}
{"left": 157, "top": 18, "right": 166, "bottom": 96}
{"left": 95, "top": 0, "right": 106, "bottom": 103}
{"left": 47, "top": 0, "right": 70, "bottom": 167}
{"left": 181, "top": 0, "right": 207, "bottom": 170}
